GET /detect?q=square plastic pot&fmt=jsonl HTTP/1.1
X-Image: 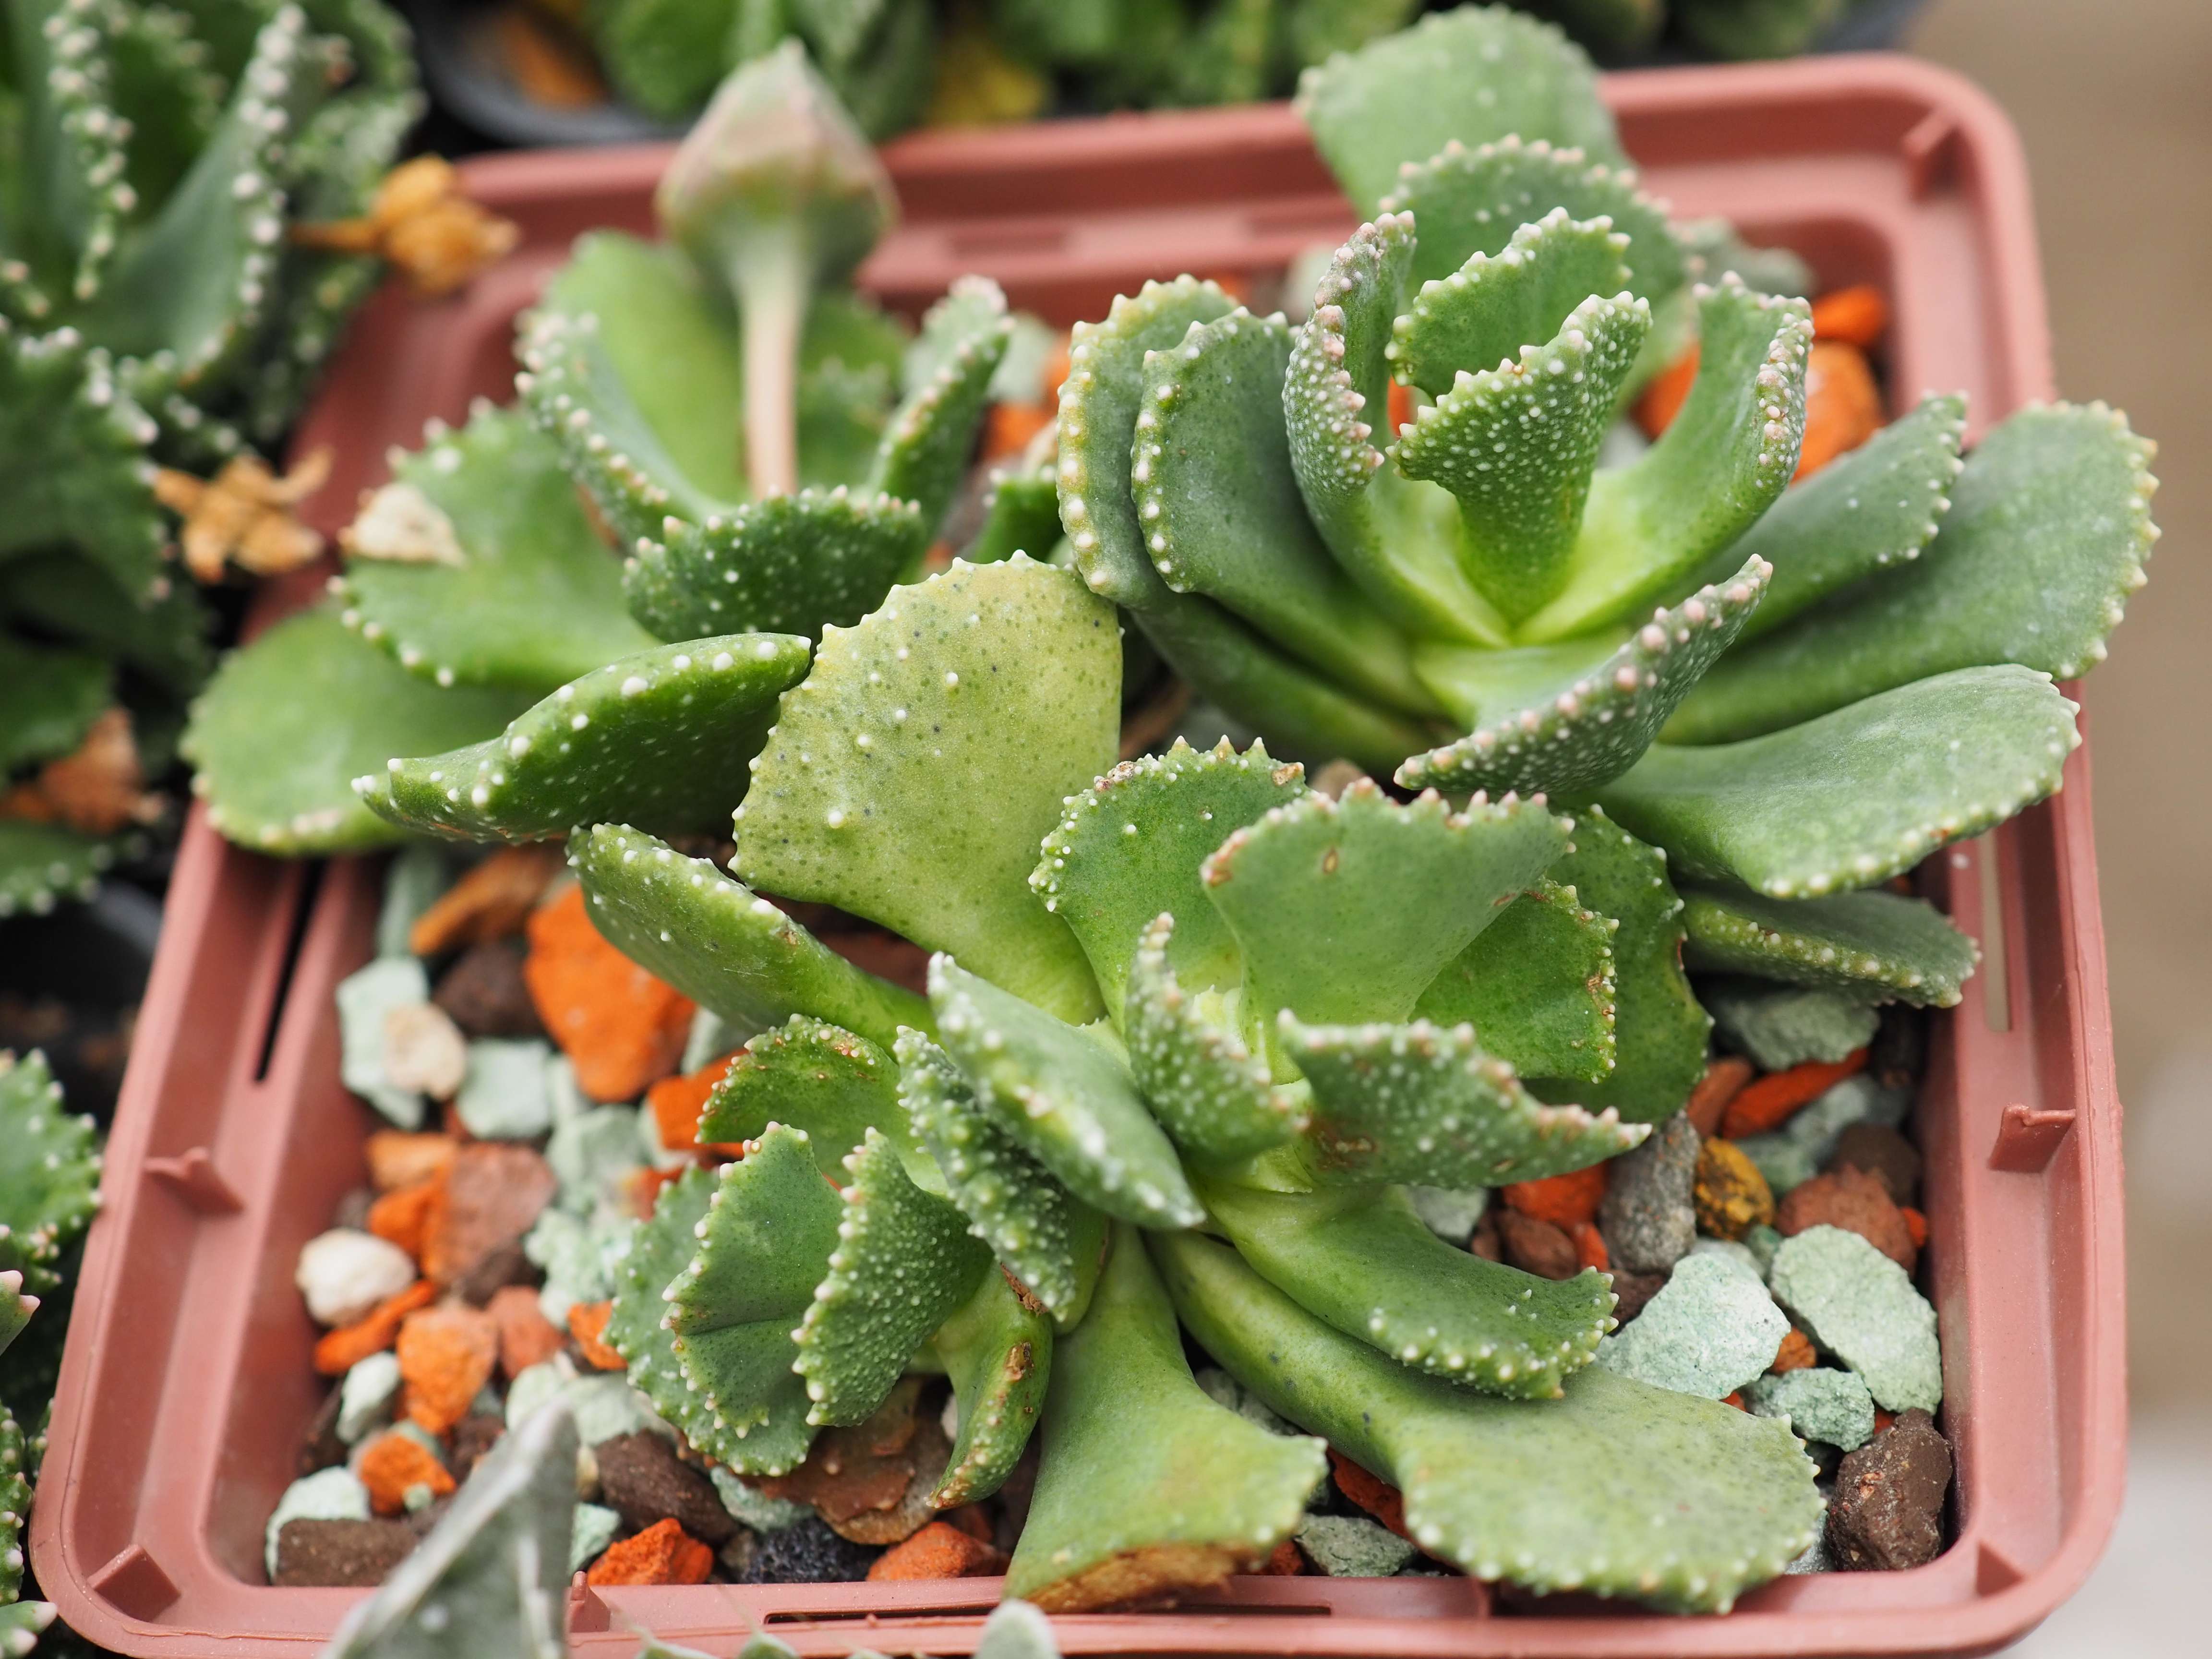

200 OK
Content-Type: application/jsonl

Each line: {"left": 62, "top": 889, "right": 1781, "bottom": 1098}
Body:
{"left": 33, "top": 52, "right": 2124, "bottom": 1659}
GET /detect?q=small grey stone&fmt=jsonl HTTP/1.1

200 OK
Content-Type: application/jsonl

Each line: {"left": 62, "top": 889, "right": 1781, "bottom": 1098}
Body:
{"left": 455, "top": 1039, "right": 555, "bottom": 1140}
{"left": 1404, "top": 1185, "right": 1488, "bottom": 1245}
{"left": 1295, "top": 1513, "right": 1418, "bottom": 1577}
{"left": 1598, "top": 1111, "right": 1697, "bottom": 1272}
{"left": 337, "top": 1351, "right": 402, "bottom": 1443}
{"left": 1743, "top": 1367, "right": 1877, "bottom": 1450}
{"left": 548, "top": 1105, "right": 646, "bottom": 1215}
{"left": 570, "top": 1502, "right": 620, "bottom": 1573}
{"left": 1733, "top": 1133, "right": 1817, "bottom": 1196}
{"left": 376, "top": 843, "right": 453, "bottom": 960}
{"left": 1783, "top": 1518, "right": 1833, "bottom": 1575}
{"left": 1734, "top": 1074, "right": 1909, "bottom": 1199}
{"left": 336, "top": 958, "right": 432, "bottom": 1128}
{"left": 1703, "top": 978, "right": 1880, "bottom": 1072}
{"left": 1769, "top": 1225, "right": 1942, "bottom": 1412}
{"left": 1594, "top": 1251, "right": 1789, "bottom": 1398}
{"left": 1745, "top": 1223, "right": 1784, "bottom": 1277}
{"left": 711, "top": 1465, "right": 811, "bottom": 1533}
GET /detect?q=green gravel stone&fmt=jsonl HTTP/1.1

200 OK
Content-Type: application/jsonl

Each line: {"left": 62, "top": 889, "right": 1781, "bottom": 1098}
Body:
{"left": 1743, "top": 1367, "right": 1876, "bottom": 1452}
{"left": 1768, "top": 1225, "right": 1942, "bottom": 1413}
{"left": 1702, "top": 978, "right": 1881, "bottom": 1071}
{"left": 1296, "top": 1512, "right": 1419, "bottom": 1577}
{"left": 1594, "top": 1251, "right": 1787, "bottom": 1399}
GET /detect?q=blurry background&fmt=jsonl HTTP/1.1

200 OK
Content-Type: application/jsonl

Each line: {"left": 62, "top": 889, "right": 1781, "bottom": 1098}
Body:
{"left": 1911, "top": 0, "right": 2212, "bottom": 1650}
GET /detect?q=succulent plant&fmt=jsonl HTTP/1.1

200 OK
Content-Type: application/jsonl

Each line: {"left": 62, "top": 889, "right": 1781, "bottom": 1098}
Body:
{"left": 1, "top": 0, "right": 425, "bottom": 910}
{"left": 1055, "top": 4, "right": 2153, "bottom": 1037}
{"left": 0, "top": 1051, "right": 99, "bottom": 1651}
{"left": 185, "top": 48, "right": 1017, "bottom": 856}
{"left": 360, "top": 554, "right": 1827, "bottom": 1611}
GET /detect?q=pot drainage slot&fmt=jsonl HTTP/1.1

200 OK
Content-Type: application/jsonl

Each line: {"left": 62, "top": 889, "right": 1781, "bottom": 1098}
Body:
{"left": 253, "top": 859, "right": 326, "bottom": 1081}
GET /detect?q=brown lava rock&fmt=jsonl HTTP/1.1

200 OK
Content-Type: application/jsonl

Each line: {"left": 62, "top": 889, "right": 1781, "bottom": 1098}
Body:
{"left": 1777, "top": 1166, "right": 1917, "bottom": 1271}
{"left": 1495, "top": 1210, "right": 1579, "bottom": 1280}
{"left": 448, "top": 1412, "right": 507, "bottom": 1483}
{"left": 433, "top": 939, "right": 545, "bottom": 1038}
{"left": 297, "top": 1384, "right": 347, "bottom": 1476}
{"left": 1828, "top": 1122, "right": 1923, "bottom": 1206}
{"left": 594, "top": 1430, "right": 736, "bottom": 1544}
{"left": 1607, "top": 1267, "right": 1667, "bottom": 1324}
{"left": 1468, "top": 1207, "right": 1501, "bottom": 1262}
{"left": 273, "top": 1517, "right": 418, "bottom": 1587}
{"left": 1827, "top": 1408, "right": 1952, "bottom": 1570}
{"left": 422, "top": 1142, "right": 556, "bottom": 1286}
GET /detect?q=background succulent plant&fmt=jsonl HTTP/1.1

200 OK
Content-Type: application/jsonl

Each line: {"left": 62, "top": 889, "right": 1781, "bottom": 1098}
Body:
{"left": 550, "top": 0, "right": 1875, "bottom": 138}
{"left": 356, "top": 554, "right": 1826, "bottom": 1612}
{"left": 0, "top": 1050, "right": 103, "bottom": 1648}
{"left": 183, "top": 46, "right": 1018, "bottom": 856}
{"left": 2, "top": 0, "right": 424, "bottom": 911}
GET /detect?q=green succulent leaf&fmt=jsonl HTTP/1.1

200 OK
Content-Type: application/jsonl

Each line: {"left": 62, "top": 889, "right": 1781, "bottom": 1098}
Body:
{"left": 606, "top": 1165, "right": 739, "bottom": 1461}
{"left": 1716, "top": 391, "right": 1968, "bottom": 646}
{"left": 1395, "top": 286, "right": 1651, "bottom": 628}
{"left": 1668, "top": 402, "right": 2159, "bottom": 739}
{"left": 929, "top": 1263, "right": 1054, "bottom": 1508}
{"left": 1294, "top": 4, "right": 1624, "bottom": 216}
{"left": 567, "top": 825, "right": 931, "bottom": 1048}
{"left": 736, "top": 556, "right": 1118, "bottom": 1023}
{"left": 1603, "top": 664, "right": 2080, "bottom": 898}
{"left": 0, "top": 321, "right": 164, "bottom": 599}
{"left": 1123, "top": 915, "right": 1308, "bottom": 1163}
{"left": 1524, "top": 808, "right": 1707, "bottom": 1122}
{"left": 9, "top": 0, "right": 133, "bottom": 307}
{"left": 0, "top": 550, "right": 213, "bottom": 699}
{"left": 1523, "top": 276, "right": 1812, "bottom": 642}
{"left": 795, "top": 1129, "right": 991, "bottom": 1426}
{"left": 1680, "top": 886, "right": 1980, "bottom": 1009}
{"left": 0, "top": 822, "right": 131, "bottom": 920}
{"left": 1137, "top": 307, "right": 1436, "bottom": 716}
{"left": 1380, "top": 132, "right": 1685, "bottom": 298}
{"left": 1157, "top": 1229, "right": 1823, "bottom": 1613}
{"left": 0, "top": 637, "right": 111, "bottom": 775}
{"left": 1057, "top": 276, "right": 1237, "bottom": 608}
{"left": 183, "top": 607, "right": 530, "bottom": 854}
{"left": 0, "top": 1276, "right": 36, "bottom": 1363}
{"left": 665, "top": 1125, "right": 839, "bottom": 1475}
{"left": 867, "top": 275, "right": 1013, "bottom": 532}
{"left": 699, "top": 1016, "right": 914, "bottom": 1174}
{"left": 1286, "top": 1014, "right": 1645, "bottom": 1194}
{"left": 1058, "top": 276, "right": 1430, "bottom": 770}
{"left": 964, "top": 457, "right": 1063, "bottom": 566}
{"left": 1004, "top": 1225, "right": 1325, "bottom": 1611}
{"left": 895, "top": 1030, "right": 1107, "bottom": 1325}
{"left": 1034, "top": 736, "right": 1308, "bottom": 1016}
{"left": 1199, "top": 1177, "right": 1613, "bottom": 1398}
{"left": 80, "top": 6, "right": 339, "bottom": 391}
{"left": 520, "top": 232, "right": 907, "bottom": 539}
{"left": 333, "top": 406, "right": 658, "bottom": 694}
{"left": 0, "top": 1051, "right": 100, "bottom": 1276}
{"left": 360, "top": 634, "right": 809, "bottom": 842}
{"left": 1401, "top": 552, "right": 1770, "bottom": 798}
{"left": 930, "top": 956, "right": 1203, "bottom": 1228}
{"left": 0, "top": 1409, "right": 29, "bottom": 1602}
{"left": 1387, "top": 210, "right": 1632, "bottom": 399}
{"left": 1413, "top": 880, "right": 1616, "bottom": 1082}
{"left": 623, "top": 487, "right": 928, "bottom": 646}
{"left": 1284, "top": 216, "right": 1501, "bottom": 643}
{"left": 1202, "top": 781, "right": 1568, "bottom": 1034}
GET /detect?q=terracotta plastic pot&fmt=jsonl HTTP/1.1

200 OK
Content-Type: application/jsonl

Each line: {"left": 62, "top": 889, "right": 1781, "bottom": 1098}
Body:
{"left": 33, "top": 53, "right": 2123, "bottom": 1659}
